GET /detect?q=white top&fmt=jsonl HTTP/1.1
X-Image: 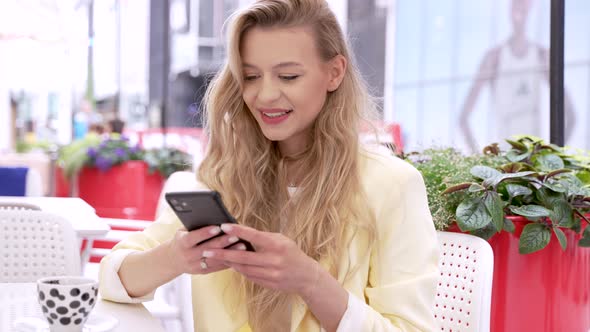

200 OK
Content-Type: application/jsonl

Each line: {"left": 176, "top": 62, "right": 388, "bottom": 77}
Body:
{"left": 492, "top": 43, "right": 544, "bottom": 139}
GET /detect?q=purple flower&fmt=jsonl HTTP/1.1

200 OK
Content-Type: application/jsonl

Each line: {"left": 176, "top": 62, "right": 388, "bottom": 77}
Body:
{"left": 95, "top": 156, "right": 113, "bottom": 172}
{"left": 130, "top": 145, "right": 141, "bottom": 154}
{"left": 114, "top": 147, "right": 126, "bottom": 158}
{"left": 87, "top": 147, "right": 97, "bottom": 158}
{"left": 120, "top": 135, "right": 129, "bottom": 141}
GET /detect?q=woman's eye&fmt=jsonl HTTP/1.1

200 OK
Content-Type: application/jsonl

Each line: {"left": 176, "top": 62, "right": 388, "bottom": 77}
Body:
{"left": 280, "top": 75, "right": 300, "bottom": 81}
{"left": 244, "top": 75, "right": 259, "bottom": 81}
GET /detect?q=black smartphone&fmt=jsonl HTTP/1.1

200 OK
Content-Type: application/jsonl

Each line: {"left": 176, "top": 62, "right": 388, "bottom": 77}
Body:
{"left": 165, "top": 190, "right": 255, "bottom": 251}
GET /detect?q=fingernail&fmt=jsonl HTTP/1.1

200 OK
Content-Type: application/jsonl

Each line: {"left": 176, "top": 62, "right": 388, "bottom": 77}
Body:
{"left": 221, "top": 224, "right": 233, "bottom": 232}
{"left": 210, "top": 227, "right": 221, "bottom": 235}
{"left": 228, "top": 236, "right": 239, "bottom": 243}
{"left": 237, "top": 244, "right": 246, "bottom": 250}
{"left": 202, "top": 250, "right": 214, "bottom": 258}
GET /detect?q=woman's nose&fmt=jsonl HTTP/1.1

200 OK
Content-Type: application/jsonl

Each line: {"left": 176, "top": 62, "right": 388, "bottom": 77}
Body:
{"left": 257, "top": 78, "right": 281, "bottom": 102}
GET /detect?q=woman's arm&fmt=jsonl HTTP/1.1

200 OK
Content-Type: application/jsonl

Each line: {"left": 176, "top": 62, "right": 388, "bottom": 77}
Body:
{"left": 360, "top": 162, "right": 440, "bottom": 331}
{"left": 117, "top": 240, "right": 182, "bottom": 298}
{"left": 100, "top": 206, "right": 244, "bottom": 302}
{"left": 298, "top": 260, "right": 349, "bottom": 332}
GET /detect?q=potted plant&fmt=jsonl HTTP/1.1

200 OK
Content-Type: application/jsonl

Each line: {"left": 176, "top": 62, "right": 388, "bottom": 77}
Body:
{"left": 406, "top": 136, "right": 590, "bottom": 332}
{"left": 56, "top": 134, "right": 193, "bottom": 220}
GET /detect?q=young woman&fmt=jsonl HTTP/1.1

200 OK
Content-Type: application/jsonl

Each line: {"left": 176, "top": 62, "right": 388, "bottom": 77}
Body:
{"left": 99, "top": 1, "right": 439, "bottom": 331}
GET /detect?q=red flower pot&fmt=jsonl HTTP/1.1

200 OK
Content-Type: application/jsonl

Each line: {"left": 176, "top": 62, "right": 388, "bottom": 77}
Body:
{"left": 54, "top": 166, "right": 70, "bottom": 197}
{"left": 451, "top": 217, "right": 590, "bottom": 332}
{"left": 77, "top": 161, "right": 164, "bottom": 220}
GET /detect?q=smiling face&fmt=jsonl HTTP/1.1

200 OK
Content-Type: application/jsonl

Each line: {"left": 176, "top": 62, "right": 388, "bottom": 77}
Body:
{"left": 240, "top": 26, "right": 345, "bottom": 156}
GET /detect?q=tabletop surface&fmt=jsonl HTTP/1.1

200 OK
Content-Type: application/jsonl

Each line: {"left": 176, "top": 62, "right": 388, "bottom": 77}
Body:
{"left": 0, "top": 196, "right": 110, "bottom": 235}
{"left": 0, "top": 283, "right": 165, "bottom": 332}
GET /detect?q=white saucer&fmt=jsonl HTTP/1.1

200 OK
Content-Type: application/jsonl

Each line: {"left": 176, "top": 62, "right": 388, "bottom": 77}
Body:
{"left": 13, "top": 313, "right": 118, "bottom": 332}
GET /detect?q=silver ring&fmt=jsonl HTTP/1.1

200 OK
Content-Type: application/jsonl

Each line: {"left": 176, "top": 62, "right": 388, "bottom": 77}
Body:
{"left": 200, "top": 257, "right": 208, "bottom": 270}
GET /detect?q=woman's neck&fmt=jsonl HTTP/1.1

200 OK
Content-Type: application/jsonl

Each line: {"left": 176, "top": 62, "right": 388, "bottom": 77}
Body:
{"left": 285, "top": 158, "right": 304, "bottom": 187}
{"left": 278, "top": 131, "right": 311, "bottom": 157}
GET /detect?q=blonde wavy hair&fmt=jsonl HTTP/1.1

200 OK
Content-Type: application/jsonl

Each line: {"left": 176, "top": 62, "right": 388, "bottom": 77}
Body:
{"left": 197, "top": 0, "right": 376, "bottom": 329}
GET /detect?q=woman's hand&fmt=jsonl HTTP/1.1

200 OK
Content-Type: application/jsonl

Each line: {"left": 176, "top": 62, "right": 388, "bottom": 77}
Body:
{"left": 201, "top": 224, "right": 319, "bottom": 297}
{"left": 166, "top": 225, "right": 248, "bottom": 275}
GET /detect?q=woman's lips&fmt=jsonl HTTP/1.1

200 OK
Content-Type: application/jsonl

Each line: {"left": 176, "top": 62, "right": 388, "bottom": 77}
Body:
{"left": 259, "top": 108, "right": 293, "bottom": 125}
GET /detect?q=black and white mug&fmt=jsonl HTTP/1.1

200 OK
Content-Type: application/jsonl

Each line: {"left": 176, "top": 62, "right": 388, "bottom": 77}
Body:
{"left": 36, "top": 276, "right": 99, "bottom": 332}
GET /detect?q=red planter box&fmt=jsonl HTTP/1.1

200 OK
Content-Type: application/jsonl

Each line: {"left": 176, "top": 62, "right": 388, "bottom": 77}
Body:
{"left": 54, "top": 166, "right": 71, "bottom": 197}
{"left": 77, "top": 161, "right": 164, "bottom": 220}
{"left": 452, "top": 217, "right": 590, "bottom": 332}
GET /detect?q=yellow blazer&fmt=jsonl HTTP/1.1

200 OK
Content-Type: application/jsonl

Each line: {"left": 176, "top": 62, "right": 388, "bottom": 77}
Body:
{"left": 101, "top": 149, "right": 439, "bottom": 331}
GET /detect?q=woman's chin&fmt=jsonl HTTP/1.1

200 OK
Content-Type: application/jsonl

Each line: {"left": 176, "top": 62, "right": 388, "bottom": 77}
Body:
{"left": 260, "top": 128, "right": 290, "bottom": 142}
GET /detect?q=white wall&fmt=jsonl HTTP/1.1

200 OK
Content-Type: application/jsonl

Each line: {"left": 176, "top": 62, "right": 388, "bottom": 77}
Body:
{"left": 326, "top": 0, "right": 348, "bottom": 35}
{"left": 0, "top": 86, "right": 10, "bottom": 152}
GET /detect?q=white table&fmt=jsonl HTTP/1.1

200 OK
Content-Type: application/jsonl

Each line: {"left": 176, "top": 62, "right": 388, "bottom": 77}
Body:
{"left": 0, "top": 196, "right": 110, "bottom": 266}
{"left": 0, "top": 283, "right": 165, "bottom": 332}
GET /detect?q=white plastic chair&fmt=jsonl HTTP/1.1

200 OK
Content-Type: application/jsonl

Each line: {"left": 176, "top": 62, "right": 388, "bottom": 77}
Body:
{"left": 0, "top": 210, "right": 81, "bottom": 282}
{"left": 435, "top": 231, "right": 494, "bottom": 332}
{"left": 0, "top": 202, "right": 41, "bottom": 211}
{"left": 148, "top": 171, "right": 197, "bottom": 332}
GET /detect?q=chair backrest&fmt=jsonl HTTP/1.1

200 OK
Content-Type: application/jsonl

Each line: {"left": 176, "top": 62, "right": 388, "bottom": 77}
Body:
{"left": 0, "top": 202, "right": 41, "bottom": 211}
{"left": 0, "top": 210, "right": 81, "bottom": 282}
{"left": 435, "top": 231, "right": 494, "bottom": 332}
{"left": 155, "top": 171, "right": 199, "bottom": 219}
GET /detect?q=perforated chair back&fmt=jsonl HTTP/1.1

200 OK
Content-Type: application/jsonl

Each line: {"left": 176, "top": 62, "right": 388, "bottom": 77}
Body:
{"left": 435, "top": 231, "right": 494, "bottom": 332}
{"left": 0, "top": 202, "right": 41, "bottom": 211}
{"left": 0, "top": 210, "right": 81, "bottom": 282}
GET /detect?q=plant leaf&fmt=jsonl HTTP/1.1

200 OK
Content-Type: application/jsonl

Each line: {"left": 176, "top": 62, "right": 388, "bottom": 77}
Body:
{"left": 519, "top": 223, "right": 551, "bottom": 254}
{"left": 484, "top": 192, "right": 504, "bottom": 232}
{"left": 509, "top": 205, "right": 551, "bottom": 218}
{"left": 505, "top": 139, "right": 528, "bottom": 151}
{"left": 545, "top": 169, "right": 572, "bottom": 179}
{"left": 579, "top": 227, "right": 590, "bottom": 247}
{"left": 470, "top": 166, "right": 501, "bottom": 181}
{"left": 506, "top": 150, "right": 530, "bottom": 163}
{"left": 488, "top": 171, "right": 536, "bottom": 188}
{"left": 536, "top": 154, "right": 565, "bottom": 172}
{"left": 577, "top": 170, "right": 590, "bottom": 185}
{"left": 506, "top": 184, "right": 533, "bottom": 198}
{"left": 542, "top": 181, "right": 567, "bottom": 193}
{"left": 549, "top": 201, "right": 574, "bottom": 228}
{"left": 500, "top": 163, "right": 523, "bottom": 173}
{"left": 442, "top": 183, "right": 472, "bottom": 195}
{"left": 553, "top": 228, "right": 567, "bottom": 251}
{"left": 471, "top": 223, "right": 497, "bottom": 240}
{"left": 503, "top": 218, "right": 515, "bottom": 233}
{"left": 468, "top": 184, "right": 485, "bottom": 193}
{"left": 456, "top": 197, "right": 493, "bottom": 232}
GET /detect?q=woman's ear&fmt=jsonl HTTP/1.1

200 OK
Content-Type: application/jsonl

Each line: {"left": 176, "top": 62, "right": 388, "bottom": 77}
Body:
{"left": 327, "top": 55, "right": 347, "bottom": 92}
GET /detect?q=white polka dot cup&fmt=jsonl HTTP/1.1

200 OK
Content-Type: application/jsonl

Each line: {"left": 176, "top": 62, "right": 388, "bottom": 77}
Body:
{"left": 36, "top": 276, "right": 99, "bottom": 332}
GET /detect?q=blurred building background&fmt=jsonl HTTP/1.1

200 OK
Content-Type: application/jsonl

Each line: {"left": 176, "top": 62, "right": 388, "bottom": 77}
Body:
{"left": 0, "top": 0, "right": 588, "bottom": 154}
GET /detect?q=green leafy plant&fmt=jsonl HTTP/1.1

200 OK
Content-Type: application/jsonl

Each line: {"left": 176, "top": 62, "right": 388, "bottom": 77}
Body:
{"left": 58, "top": 134, "right": 102, "bottom": 179}
{"left": 405, "top": 147, "right": 504, "bottom": 230}
{"left": 143, "top": 147, "right": 194, "bottom": 178}
{"left": 440, "top": 136, "right": 590, "bottom": 254}
{"left": 15, "top": 139, "right": 53, "bottom": 153}
{"left": 58, "top": 134, "right": 193, "bottom": 180}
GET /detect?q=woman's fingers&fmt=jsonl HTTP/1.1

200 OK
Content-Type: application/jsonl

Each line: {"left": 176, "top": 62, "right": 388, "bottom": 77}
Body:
{"left": 180, "top": 226, "right": 223, "bottom": 248}
{"left": 203, "top": 247, "right": 273, "bottom": 267}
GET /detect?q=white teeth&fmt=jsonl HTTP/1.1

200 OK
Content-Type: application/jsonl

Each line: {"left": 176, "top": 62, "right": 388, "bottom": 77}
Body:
{"left": 263, "top": 111, "right": 290, "bottom": 118}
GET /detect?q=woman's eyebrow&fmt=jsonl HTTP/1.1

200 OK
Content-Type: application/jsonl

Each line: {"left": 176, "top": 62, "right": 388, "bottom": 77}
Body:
{"left": 242, "top": 62, "right": 303, "bottom": 70}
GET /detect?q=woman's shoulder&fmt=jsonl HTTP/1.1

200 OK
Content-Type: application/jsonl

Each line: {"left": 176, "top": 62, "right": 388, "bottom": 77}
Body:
{"left": 359, "top": 146, "right": 422, "bottom": 185}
